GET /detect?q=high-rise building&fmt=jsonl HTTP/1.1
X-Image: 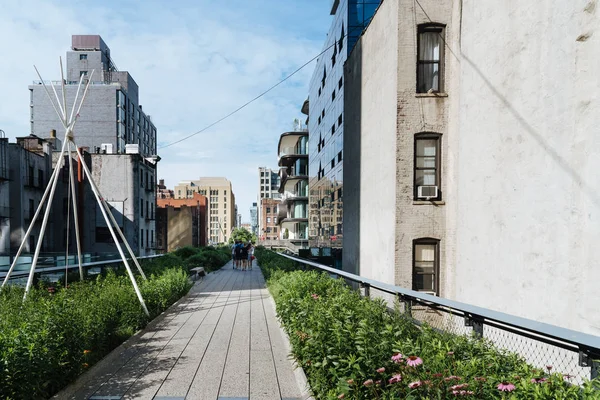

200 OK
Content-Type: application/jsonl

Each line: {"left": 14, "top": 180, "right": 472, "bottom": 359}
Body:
{"left": 249, "top": 202, "right": 258, "bottom": 235}
{"left": 30, "top": 35, "right": 157, "bottom": 158}
{"left": 28, "top": 34, "right": 158, "bottom": 257}
{"left": 277, "top": 109, "right": 309, "bottom": 250}
{"left": 173, "top": 177, "right": 235, "bottom": 244}
{"left": 307, "top": 1, "right": 382, "bottom": 266}
{"left": 257, "top": 167, "right": 281, "bottom": 234}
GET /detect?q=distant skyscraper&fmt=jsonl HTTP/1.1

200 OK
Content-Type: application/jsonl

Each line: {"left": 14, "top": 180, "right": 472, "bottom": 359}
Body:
{"left": 250, "top": 202, "right": 258, "bottom": 235}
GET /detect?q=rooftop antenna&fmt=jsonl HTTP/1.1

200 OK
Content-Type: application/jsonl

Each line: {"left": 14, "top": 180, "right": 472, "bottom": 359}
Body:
{"left": 1, "top": 58, "right": 149, "bottom": 316}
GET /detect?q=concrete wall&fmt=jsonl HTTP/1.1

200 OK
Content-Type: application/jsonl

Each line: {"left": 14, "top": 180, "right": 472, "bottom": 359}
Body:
{"left": 455, "top": 0, "right": 600, "bottom": 335}
{"left": 30, "top": 84, "right": 118, "bottom": 152}
{"left": 90, "top": 154, "right": 156, "bottom": 257}
{"left": 167, "top": 206, "right": 194, "bottom": 252}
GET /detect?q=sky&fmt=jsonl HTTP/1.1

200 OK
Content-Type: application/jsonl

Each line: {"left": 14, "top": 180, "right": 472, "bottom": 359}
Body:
{"left": 0, "top": 0, "right": 331, "bottom": 222}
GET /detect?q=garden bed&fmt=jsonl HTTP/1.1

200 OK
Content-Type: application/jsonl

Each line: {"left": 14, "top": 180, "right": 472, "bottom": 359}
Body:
{"left": 0, "top": 250, "right": 229, "bottom": 400}
{"left": 255, "top": 248, "right": 600, "bottom": 399}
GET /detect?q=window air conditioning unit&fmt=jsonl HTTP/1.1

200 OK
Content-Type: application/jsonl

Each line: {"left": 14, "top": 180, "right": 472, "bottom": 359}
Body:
{"left": 417, "top": 185, "right": 438, "bottom": 200}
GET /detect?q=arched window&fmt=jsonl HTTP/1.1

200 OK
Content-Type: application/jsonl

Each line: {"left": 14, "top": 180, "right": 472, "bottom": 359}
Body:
{"left": 417, "top": 23, "right": 445, "bottom": 93}
{"left": 413, "top": 238, "right": 440, "bottom": 294}
{"left": 414, "top": 132, "right": 442, "bottom": 200}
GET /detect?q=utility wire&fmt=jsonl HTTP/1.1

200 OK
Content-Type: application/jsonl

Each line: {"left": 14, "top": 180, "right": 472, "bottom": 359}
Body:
{"left": 158, "top": 28, "right": 361, "bottom": 149}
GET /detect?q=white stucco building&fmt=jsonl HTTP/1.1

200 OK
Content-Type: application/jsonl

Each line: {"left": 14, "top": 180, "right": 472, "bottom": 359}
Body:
{"left": 344, "top": 0, "right": 600, "bottom": 336}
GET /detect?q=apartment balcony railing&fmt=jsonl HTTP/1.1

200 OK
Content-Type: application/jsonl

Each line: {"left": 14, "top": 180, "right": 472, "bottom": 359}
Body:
{"left": 279, "top": 146, "right": 308, "bottom": 157}
{"left": 279, "top": 253, "right": 600, "bottom": 382}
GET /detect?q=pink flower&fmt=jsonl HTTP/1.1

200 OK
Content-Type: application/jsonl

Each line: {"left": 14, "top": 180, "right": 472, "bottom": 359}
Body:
{"left": 447, "top": 351, "right": 455, "bottom": 356}
{"left": 546, "top": 365, "right": 553, "bottom": 371}
{"left": 391, "top": 352, "right": 404, "bottom": 363}
{"left": 375, "top": 380, "right": 381, "bottom": 385}
{"left": 347, "top": 379, "right": 354, "bottom": 385}
{"left": 563, "top": 374, "right": 575, "bottom": 380}
{"left": 376, "top": 367, "right": 385, "bottom": 373}
{"left": 450, "top": 383, "right": 469, "bottom": 390}
{"left": 474, "top": 377, "right": 486, "bottom": 382}
{"left": 311, "top": 293, "right": 320, "bottom": 299}
{"left": 497, "top": 382, "right": 516, "bottom": 392}
{"left": 408, "top": 381, "right": 422, "bottom": 389}
{"left": 406, "top": 355, "right": 423, "bottom": 367}
{"left": 337, "top": 394, "right": 345, "bottom": 399}
{"left": 531, "top": 377, "right": 547, "bottom": 384}
{"left": 388, "top": 374, "right": 402, "bottom": 384}
{"left": 363, "top": 379, "right": 373, "bottom": 387}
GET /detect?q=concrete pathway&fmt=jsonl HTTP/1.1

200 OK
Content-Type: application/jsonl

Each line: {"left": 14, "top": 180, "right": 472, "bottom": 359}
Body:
{"left": 55, "top": 262, "right": 310, "bottom": 400}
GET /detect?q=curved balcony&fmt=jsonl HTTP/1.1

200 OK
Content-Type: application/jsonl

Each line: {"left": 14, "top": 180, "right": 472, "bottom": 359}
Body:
{"left": 278, "top": 146, "right": 308, "bottom": 167}
{"left": 278, "top": 165, "right": 308, "bottom": 192}
{"left": 278, "top": 131, "right": 308, "bottom": 158}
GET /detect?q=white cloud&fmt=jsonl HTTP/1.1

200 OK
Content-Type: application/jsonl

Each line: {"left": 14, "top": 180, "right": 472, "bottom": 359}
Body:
{"left": 0, "top": 0, "right": 330, "bottom": 221}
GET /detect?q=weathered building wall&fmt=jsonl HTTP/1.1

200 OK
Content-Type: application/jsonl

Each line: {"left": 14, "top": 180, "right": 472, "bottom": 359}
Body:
{"left": 343, "top": 0, "right": 399, "bottom": 282}
{"left": 167, "top": 206, "right": 194, "bottom": 252}
{"left": 344, "top": 0, "right": 456, "bottom": 294}
{"left": 455, "top": 0, "right": 600, "bottom": 335}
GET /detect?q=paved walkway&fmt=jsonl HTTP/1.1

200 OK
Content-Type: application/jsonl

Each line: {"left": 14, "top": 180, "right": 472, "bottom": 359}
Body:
{"left": 56, "top": 262, "right": 310, "bottom": 400}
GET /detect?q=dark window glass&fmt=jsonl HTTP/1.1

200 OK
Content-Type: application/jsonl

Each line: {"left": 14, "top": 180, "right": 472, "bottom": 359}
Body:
{"left": 417, "top": 25, "right": 444, "bottom": 93}
{"left": 413, "top": 239, "right": 439, "bottom": 294}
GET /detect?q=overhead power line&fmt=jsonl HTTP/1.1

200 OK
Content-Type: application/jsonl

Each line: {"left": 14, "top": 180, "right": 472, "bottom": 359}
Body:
{"left": 158, "top": 28, "right": 359, "bottom": 149}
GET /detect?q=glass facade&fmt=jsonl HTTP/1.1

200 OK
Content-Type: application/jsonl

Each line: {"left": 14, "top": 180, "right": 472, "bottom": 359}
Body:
{"left": 308, "top": 0, "right": 381, "bottom": 262}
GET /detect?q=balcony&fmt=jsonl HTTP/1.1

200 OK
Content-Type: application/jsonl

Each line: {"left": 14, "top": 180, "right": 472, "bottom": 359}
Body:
{"left": 278, "top": 145, "right": 308, "bottom": 167}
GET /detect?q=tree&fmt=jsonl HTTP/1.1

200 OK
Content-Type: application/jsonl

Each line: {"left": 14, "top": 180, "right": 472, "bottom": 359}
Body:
{"left": 228, "top": 227, "right": 257, "bottom": 244}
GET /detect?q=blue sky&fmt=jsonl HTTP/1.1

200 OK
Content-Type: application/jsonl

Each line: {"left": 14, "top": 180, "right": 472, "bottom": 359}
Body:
{"left": 0, "top": 0, "right": 332, "bottom": 221}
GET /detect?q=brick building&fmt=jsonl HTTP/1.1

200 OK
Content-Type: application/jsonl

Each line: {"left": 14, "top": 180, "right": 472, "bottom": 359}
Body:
{"left": 156, "top": 193, "right": 208, "bottom": 252}
{"left": 258, "top": 198, "right": 280, "bottom": 241}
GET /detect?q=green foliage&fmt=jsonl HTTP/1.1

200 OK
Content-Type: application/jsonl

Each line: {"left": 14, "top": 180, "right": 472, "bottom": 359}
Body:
{"left": 173, "top": 246, "right": 200, "bottom": 261}
{"left": 228, "top": 227, "right": 257, "bottom": 244}
{"left": 0, "top": 262, "right": 192, "bottom": 400}
{"left": 256, "top": 249, "right": 600, "bottom": 400}
{"left": 184, "top": 246, "right": 230, "bottom": 273}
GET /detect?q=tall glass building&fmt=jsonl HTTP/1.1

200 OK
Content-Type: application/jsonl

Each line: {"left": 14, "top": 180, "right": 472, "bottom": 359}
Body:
{"left": 308, "top": 0, "right": 382, "bottom": 266}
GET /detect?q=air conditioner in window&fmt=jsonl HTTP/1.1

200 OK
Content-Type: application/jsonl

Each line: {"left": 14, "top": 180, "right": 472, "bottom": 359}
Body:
{"left": 417, "top": 185, "right": 438, "bottom": 200}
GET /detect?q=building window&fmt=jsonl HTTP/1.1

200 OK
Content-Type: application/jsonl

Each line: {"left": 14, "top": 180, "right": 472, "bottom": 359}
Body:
{"left": 339, "top": 77, "right": 343, "bottom": 90}
{"left": 414, "top": 133, "right": 441, "bottom": 200}
{"left": 267, "top": 217, "right": 271, "bottom": 223}
{"left": 141, "top": 229, "right": 145, "bottom": 247}
{"left": 80, "top": 54, "right": 87, "bottom": 60}
{"left": 331, "top": 124, "right": 335, "bottom": 135}
{"left": 338, "top": 114, "right": 343, "bottom": 127}
{"left": 339, "top": 24, "right": 344, "bottom": 52}
{"left": 80, "top": 70, "right": 88, "bottom": 77}
{"left": 417, "top": 24, "right": 445, "bottom": 93}
{"left": 413, "top": 239, "right": 440, "bottom": 294}
{"left": 332, "top": 90, "right": 336, "bottom": 101}
{"left": 140, "top": 199, "right": 144, "bottom": 217}
{"left": 266, "top": 207, "right": 271, "bottom": 213}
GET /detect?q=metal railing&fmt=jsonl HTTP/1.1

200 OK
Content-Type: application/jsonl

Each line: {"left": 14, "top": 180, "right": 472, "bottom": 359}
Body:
{"left": 1, "top": 254, "right": 164, "bottom": 280}
{"left": 279, "top": 253, "right": 600, "bottom": 382}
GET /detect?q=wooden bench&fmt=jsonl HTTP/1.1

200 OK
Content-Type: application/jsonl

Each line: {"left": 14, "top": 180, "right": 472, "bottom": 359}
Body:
{"left": 190, "top": 267, "right": 206, "bottom": 280}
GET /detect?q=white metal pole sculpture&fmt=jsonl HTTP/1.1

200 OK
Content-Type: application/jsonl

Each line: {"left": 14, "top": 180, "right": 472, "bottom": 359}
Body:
{"left": 1, "top": 59, "right": 150, "bottom": 316}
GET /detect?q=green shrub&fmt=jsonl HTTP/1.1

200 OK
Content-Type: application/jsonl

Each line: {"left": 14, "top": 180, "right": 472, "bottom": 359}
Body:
{"left": 0, "top": 263, "right": 192, "bottom": 399}
{"left": 257, "top": 250, "right": 600, "bottom": 400}
{"left": 184, "top": 246, "right": 230, "bottom": 274}
{"left": 173, "top": 246, "right": 200, "bottom": 260}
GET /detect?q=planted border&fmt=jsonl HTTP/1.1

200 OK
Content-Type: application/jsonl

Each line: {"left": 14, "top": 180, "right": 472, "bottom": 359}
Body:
{"left": 0, "top": 251, "right": 221, "bottom": 400}
{"left": 256, "top": 248, "right": 600, "bottom": 399}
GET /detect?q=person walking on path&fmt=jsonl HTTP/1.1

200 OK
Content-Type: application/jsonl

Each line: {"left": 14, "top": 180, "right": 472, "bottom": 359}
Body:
{"left": 247, "top": 242, "right": 255, "bottom": 270}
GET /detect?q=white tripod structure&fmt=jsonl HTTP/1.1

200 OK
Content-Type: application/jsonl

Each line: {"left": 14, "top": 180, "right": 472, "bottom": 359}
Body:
{"left": 1, "top": 59, "right": 150, "bottom": 316}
